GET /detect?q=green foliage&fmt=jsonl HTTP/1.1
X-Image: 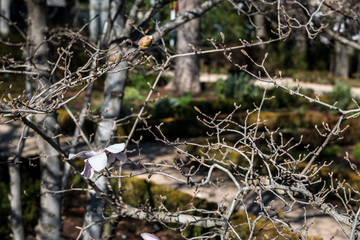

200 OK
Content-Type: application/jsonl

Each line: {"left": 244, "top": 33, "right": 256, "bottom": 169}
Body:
{"left": 331, "top": 81, "right": 354, "bottom": 109}
{"left": 215, "top": 72, "right": 258, "bottom": 102}
{"left": 152, "top": 94, "right": 194, "bottom": 119}
{"left": 152, "top": 95, "right": 238, "bottom": 120}
{"left": 321, "top": 145, "right": 342, "bottom": 158}
{"left": 127, "top": 73, "right": 169, "bottom": 94}
{"left": 127, "top": 73, "right": 148, "bottom": 92}
{"left": 120, "top": 177, "right": 301, "bottom": 238}
{"left": 214, "top": 78, "right": 225, "bottom": 99}
{"left": 353, "top": 142, "right": 360, "bottom": 161}
{"left": 262, "top": 88, "right": 312, "bottom": 110}
{"left": 0, "top": 162, "right": 40, "bottom": 240}
{"left": 120, "top": 178, "right": 216, "bottom": 238}
{"left": 121, "top": 85, "right": 147, "bottom": 115}
{"left": 288, "top": 70, "right": 330, "bottom": 84}
{"left": 0, "top": 180, "right": 11, "bottom": 239}
{"left": 124, "top": 87, "right": 145, "bottom": 102}
{"left": 200, "top": 2, "right": 250, "bottom": 45}
{"left": 266, "top": 41, "right": 308, "bottom": 72}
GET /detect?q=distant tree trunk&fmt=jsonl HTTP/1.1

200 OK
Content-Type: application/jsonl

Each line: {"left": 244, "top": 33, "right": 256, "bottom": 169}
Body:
{"left": 8, "top": 101, "right": 31, "bottom": 240}
{"left": 334, "top": 40, "right": 349, "bottom": 78}
{"left": 89, "top": 0, "right": 109, "bottom": 42}
{"left": 34, "top": 114, "right": 62, "bottom": 240}
{"left": 0, "top": 0, "right": 11, "bottom": 36}
{"left": 167, "top": 0, "right": 201, "bottom": 94}
{"left": 8, "top": 164, "right": 25, "bottom": 240}
{"left": 295, "top": 29, "right": 307, "bottom": 53}
{"left": 25, "top": 0, "right": 62, "bottom": 239}
{"left": 254, "top": 14, "right": 265, "bottom": 50}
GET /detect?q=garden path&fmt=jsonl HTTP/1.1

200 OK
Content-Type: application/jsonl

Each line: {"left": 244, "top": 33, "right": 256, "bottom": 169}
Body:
{"left": 165, "top": 71, "right": 360, "bottom": 96}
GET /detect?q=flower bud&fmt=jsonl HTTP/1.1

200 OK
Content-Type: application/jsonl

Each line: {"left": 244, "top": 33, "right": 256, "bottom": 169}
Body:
{"left": 108, "top": 53, "right": 122, "bottom": 64}
{"left": 138, "top": 35, "right": 153, "bottom": 49}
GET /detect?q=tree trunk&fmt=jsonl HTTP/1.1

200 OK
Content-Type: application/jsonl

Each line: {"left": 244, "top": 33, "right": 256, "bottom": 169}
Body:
{"left": 89, "top": 0, "right": 109, "bottom": 42}
{"left": 8, "top": 164, "right": 25, "bottom": 240}
{"left": 168, "top": 0, "right": 201, "bottom": 94}
{"left": 334, "top": 40, "right": 349, "bottom": 78}
{"left": 295, "top": 29, "right": 307, "bottom": 54}
{"left": 35, "top": 115, "right": 62, "bottom": 240}
{"left": 82, "top": 52, "right": 128, "bottom": 239}
{"left": 25, "top": 1, "right": 62, "bottom": 239}
{"left": 0, "top": 0, "right": 11, "bottom": 36}
{"left": 82, "top": 1, "right": 126, "bottom": 238}
{"left": 255, "top": 14, "right": 265, "bottom": 50}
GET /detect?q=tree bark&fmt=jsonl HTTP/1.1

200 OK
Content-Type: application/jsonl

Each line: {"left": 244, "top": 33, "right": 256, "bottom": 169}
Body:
{"left": 82, "top": 1, "right": 126, "bottom": 239}
{"left": 334, "top": 40, "right": 349, "bottom": 78}
{"left": 83, "top": 57, "right": 128, "bottom": 240}
{"left": 25, "top": 0, "right": 62, "bottom": 239}
{"left": 168, "top": 0, "right": 201, "bottom": 94}
{"left": 0, "top": 0, "right": 11, "bottom": 36}
{"left": 8, "top": 164, "right": 25, "bottom": 240}
{"left": 35, "top": 114, "right": 62, "bottom": 240}
{"left": 255, "top": 14, "right": 265, "bottom": 50}
{"left": 89, "top": 0, "right": 109, "bottom": 42}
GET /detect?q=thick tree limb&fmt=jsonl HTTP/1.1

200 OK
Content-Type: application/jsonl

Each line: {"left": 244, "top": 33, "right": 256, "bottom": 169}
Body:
{"left": 324, "top": 28, "right": 360, "bottom": 51}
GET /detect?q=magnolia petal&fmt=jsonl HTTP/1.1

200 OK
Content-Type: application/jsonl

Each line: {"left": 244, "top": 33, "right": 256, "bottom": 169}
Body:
{"left": 108, "top": 152, "right": 127, "bottom": 164}
{"left": 104, "top": 143, "right": 125, "bottom": 154}
{"left": 88, "top": 152, "right": 108, "bottom": 172}
{"left": 81, "top": 160, "right": 94, "bottom": 179}
{"left": 140, "top": 233, "right": 160, "bottom": 240}
{"left": 108, "top": 154, "right": 116, "bottom": 164}
{"left": 115, "top": 152, "right": 127, "bottom": 161}
{"left": 69, "top": 151, "right": 97, "bottom": 160}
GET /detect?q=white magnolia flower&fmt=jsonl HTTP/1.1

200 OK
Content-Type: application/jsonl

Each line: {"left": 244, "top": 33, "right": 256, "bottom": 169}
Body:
{"left": 69, "top": 143, "right": 126, "bottom": 179}
{"left": 140, "top": 233, "right": 160, "bottom": 240}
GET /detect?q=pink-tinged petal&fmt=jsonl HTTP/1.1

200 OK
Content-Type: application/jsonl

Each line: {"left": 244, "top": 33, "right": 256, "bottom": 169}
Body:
{"left": 88, "top": 152, "right": 107, "bottom": 172}
{"left": 108, "top": 153, "right": 116, "bottom": 164}
{"left": 69, "top": 151, "right": 97, "bottom": 160}
{"left": 81, "top": 160, "right": 94, "bottom": 179}
{"left": 104, "top": 143, "right": 125, "bottom": 154}
{"left": 140, "top": 233, "right": 160, "bottom": 240}
{"left": 108, "top": 152, "right": 127, "bottom": 164}
{"left": 115, "top": 152, "right": 127, "bottom": 161}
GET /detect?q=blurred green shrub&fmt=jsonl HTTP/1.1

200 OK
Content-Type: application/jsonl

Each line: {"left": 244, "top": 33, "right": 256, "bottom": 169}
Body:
{"left": 288, "top": 70, "right": 330, "bottom": 84}
{"left": 152, "top": 97, "right": 237, "bottom": 119}
{"left": 127, "top": 73, "right": 169, "bottom": 94}
{"left": 119, "top": 177, "right": 300, "bottom": 238}
{"left": 0, "top": 162, "right": 40, "bottom": 240}
{"left": 120, "top": 87, "right": 146, "bottom": 116}
{"left": 321, "top": 145, "right": 342, "bottom": 158}
{"left": 266, "top": 41, "right": 307, "bottom": 72}
{"left": 124, "top": 87, "right": 145, "bottom": 102}
{"left": 353, "top": 142, "right": 360, "bottom": 161}
{"left": 331, "top": 81, "right": 354, "bottom": 109}
{"left": 215, "top": 72, "right": 258, "bottom": 102}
